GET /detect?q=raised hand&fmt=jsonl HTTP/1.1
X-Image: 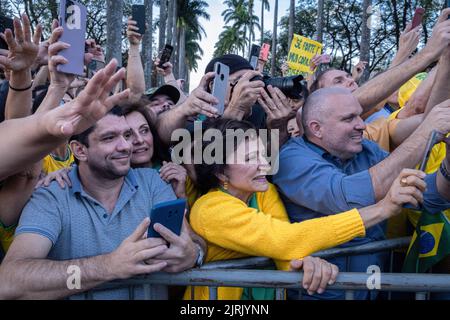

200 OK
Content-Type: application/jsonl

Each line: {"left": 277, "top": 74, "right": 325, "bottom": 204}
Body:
{"left": 0, "top": 14, "right": 42, "bottom": 72}
{"left": 258, "top": 85, "right": 294, "bottom": 129}
{"left": 127, "top": 18, "right": 143, "bottom": 46}
{"left": 43, "top": 59, "right": 130, "bottom": 138}
{"left": 159, "top": 161, "right": 187, "bottom": 198}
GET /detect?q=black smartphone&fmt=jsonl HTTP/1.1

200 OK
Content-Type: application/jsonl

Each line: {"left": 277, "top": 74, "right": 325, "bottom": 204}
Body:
{"left": 0, "top": 16, "right": 14, "bottom": 50}
{"left": 158, "top": 44, "right": 173, "bottom": 68}
{"left": 58, "top": 0, "right": 87, "bottom": 76}
{"left": 249, "top": 44, "right": 261, "bottom": 70}
{"left": 448, "top": 0, "right": 450, "bottom": 19}
{"left": 211, "top": 62, "right": 230, "bottom": 116}
{"left": 147, "top": 199, "right": 186, "bottom": 238}
{"left": 419, "top": 130, "right": 438, "bottom": 171}
{"left": 132, "top": 4, "right": 146, "bottom": 35}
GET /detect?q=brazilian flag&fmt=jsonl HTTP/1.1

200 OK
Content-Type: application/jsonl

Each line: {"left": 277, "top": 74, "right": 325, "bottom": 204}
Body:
{"left": 403, "top": 210, "right": 450, "bottom": 273}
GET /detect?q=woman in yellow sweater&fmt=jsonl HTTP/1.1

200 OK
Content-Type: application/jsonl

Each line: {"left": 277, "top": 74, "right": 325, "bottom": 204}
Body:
{"left": 185, "top": 118, "right": 426, "bottom": 300}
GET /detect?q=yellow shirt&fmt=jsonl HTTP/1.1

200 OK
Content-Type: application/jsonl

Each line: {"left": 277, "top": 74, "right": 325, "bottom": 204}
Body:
{"left": 364, "top": 117, "right": 400, "bottom": 152}
{"left": 184, "top": 184, "right": 366, "bottom": 300}
{"left": 42, "top": 148, "right": 74, "bottom": 175}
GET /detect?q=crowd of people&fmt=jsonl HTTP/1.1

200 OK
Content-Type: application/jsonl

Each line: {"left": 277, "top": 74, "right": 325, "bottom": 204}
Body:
{"left": 0, "top": 9, "right": 449, "bottom": 300}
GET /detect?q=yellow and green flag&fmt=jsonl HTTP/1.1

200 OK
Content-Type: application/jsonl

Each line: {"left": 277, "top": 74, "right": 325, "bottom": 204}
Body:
{"left": 403, "top": 210, "right": 450, "bottom": 273}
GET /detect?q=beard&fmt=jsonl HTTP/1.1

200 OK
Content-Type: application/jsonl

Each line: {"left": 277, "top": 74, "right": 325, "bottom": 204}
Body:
{"left": 88, "top": 156, "right": 131, "bottom": 180}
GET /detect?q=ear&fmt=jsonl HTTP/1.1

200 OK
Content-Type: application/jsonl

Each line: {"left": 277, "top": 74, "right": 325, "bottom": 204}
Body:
{"left": 308, "top": 120, "right": 323, "bottom": 139}
{"left": 70, "top": 140, "right": 88, "bottom": 163}
{"left": 215, "top": 172, "right": 229, "bottom": 184}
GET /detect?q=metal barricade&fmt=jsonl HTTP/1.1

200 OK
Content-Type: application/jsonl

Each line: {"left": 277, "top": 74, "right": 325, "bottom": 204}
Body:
{"left": 83, "top": 237, "right": 450, "bottom": 300}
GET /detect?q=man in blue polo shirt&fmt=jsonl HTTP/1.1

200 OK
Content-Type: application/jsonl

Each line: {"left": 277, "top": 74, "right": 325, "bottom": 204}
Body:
{"left": 0, "top": 107, "right": 202, "bottom": 300}
{"left": 273, "top": 88, "right": 450, "bottom": 300}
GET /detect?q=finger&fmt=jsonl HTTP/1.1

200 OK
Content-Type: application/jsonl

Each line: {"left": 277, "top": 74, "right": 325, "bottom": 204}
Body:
{"left": 301, "top": 258, "right": 314, "bottom": 291}
{"left": 240, "top": 70, "right": 263, "bottom": 82}
{"left": 257, "top": 97, "right": 273, "bottom": 116}
{"left": 99, "top": 67, "right": 126, "bottom": 101}
{"left": 438, "top": 8, "right": 450, "bottom": 24}
{"left": 55, "top": 174, "right": 66, "bottom": 189}
{"left": 104, "top": 88, "right": 130, "bottom": 108}
{"left": 329, "top": 264, "right": 339, "bottom": 285}
{"left": 399, "top": 186, "right": 424, "bottom": 204}
{"left": 318, "top": 262, "right": 332, "bottom": 294}
{"left": 289, "top": 259, "right": 303, "bottom": 271}
{"left": 33, "top": 23, "right": 42, "bottom": 46}
{"left": 135, "top": 245, "right": 168, "bottom": 262}
{"left": 49, "top": 27, "right": 64, "bottom": 45}
{"left": 199, "top": 72, "right": 216, "bottom": 91}
{"left": 308, "top": 258, "right": 322, "bottom": 295}
{"left": 62, "top": 172, "right": 72, "bottom": 188}
{"left": 401, "top": 175, "right": 427, "bottom": 192}
{"left": 127, "top": 217, "right": 151, "bottom": 242}
{"left": 21, "top": 13, "right": 31, "bottom": 42}
{"left": 163, "top": 172, "right": 183, "bottom": 183}
{"left": 398, "top": 168, "right": 426, "bottom": 180}
{"left": 49, "top": 40, "right": 70, "bottom": 56}
{"left": 134, "top": 261, "right": 167, "bottom": 275}
{"left": 13, "top": 17, "right": 24, "bottom": 44}
{"left": 134, "top": 237, "right": 167, "bottom": 251}
{"left": 51, "top": 19, "right": 59, "bottom": 31}
{"left": 193, "top": 88, "right": 219, "bottom": 105}
{"left": 153, "top": 223, "right": 182, "bottom": 245}
{"left": 35, "top": 180, "right": 43, "bottom": 189}
{"left": 259, "top": 89, "right": 276, "bottom": 110}
{"left": 50, "top": 55, "right": 69, "bottom": 69}
{"left": 4, "top": 29, "right": 17, "bottom": 52}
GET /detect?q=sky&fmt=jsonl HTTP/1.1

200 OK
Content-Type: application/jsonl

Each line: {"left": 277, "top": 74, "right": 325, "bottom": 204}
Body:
{"left": 189, "top": 0, "right": 290, "bottom": 88}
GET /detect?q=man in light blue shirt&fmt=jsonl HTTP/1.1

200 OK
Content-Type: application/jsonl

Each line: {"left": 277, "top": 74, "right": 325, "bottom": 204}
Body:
{"left": 273, "top": 88, "right": 450, "bottom": 300}
{"left": 0, "top": 107, "right": 202, "bottom": 300}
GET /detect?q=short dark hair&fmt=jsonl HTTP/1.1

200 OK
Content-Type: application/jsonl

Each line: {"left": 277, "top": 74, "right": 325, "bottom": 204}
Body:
{"left": 70, "top": 105, "right": 124, "bottom": 148}
{"left": 194, "top": 118, "right": 257, "bottom": 194}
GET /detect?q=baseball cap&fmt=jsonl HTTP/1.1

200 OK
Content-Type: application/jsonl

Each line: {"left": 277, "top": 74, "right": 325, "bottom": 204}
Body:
{"left": 145, "top": 84, "right": 181, "bottom": 105}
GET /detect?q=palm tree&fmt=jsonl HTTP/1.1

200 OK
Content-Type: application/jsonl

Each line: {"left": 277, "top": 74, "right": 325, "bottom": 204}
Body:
{"left": 177, "top": 0, "right": 210, "bottom": 82}
{"left": 288, "top": 0, "right": 295, "bottom": 46}
{"left": 260, "top": 0, "right": 270, "bottom": 45}
{"left": 214, "top": 26, "right": 246, "bottom": 57}
{"left": 271, "top": 0, "right": 278, "bottom": 76}
{"left": 316, "top": 0, "right": 325, "bottom": 43}
{"left": 106, "top": 0, "right": 123, "bottom": 65}
{"left": 222, "top": 0, "right": 260, "bottom": 56}
{"left": 142, "top": 0, "right": 154, "bottom": 89}
{"left": 360, "top": 0, "right": 372, "bottom": 82}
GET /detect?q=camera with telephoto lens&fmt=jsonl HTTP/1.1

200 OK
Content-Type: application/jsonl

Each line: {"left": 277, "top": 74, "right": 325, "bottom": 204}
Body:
{"left": 251, "top": 74, "right": 308, "bottom": 100}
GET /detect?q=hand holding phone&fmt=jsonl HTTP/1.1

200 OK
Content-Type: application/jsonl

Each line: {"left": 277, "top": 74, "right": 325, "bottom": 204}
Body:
{"left": 158, "top": 44, "right": 173, "bottom": 68}
{"left": 147, "top": 199, "right": 186, "bottom": 238}
{"left": 211, "top": 62, "right": 229, "bottom": 116}
{"left": 132, "top": 5, "right": 146, "bottom": 35}
{"left": 411, "top": 8, "right": 425, "bottom": 29}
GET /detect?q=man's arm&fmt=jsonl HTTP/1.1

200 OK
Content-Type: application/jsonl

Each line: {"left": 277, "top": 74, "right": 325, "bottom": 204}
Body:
{"left": 0, "top": 162, "right": 41, "bottom": 227}
{"left": 0, "top": 59, "right": 129, "bottom": 180}
{"left": 126, "top": 18, "right": 145, "bottom": 102}
{"left": 370, "top": 100, "right": 450, "bottom": 201}
{"left": 2, "top": 15, "right": 41, "bottom": 119}
{"left": 0, "top": 218, "right": 168, "bottom": 299}
{"left": 354, "top": 10, "right": 450, "bottom": 114}
{"left": 156, "top": 73, "right": 218, "bottom": 145}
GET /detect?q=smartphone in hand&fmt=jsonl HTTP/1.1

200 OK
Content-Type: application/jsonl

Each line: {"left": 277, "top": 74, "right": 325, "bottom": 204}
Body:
{"left": 58, "top": 0, "right": 87, "bottom": 76}
{"left": 211, "top": 62, "right": 230, "bottom": 116}
{"left": 249, "top": 44, "right": 261, "bottom": 70}
{"left": 411, "top": 8, "right": 425, "bottom": 29}
{"left": 147, "top": 199, "right": 186, "bottom": 238}
{"left": 158, "top": 44, "right": 174, "bottom": 68}
{"left": 132, "top": 4, "right": 146, "bottom": 35}
{"left": 0, "top": 15, "right": 14, "bottom": 50}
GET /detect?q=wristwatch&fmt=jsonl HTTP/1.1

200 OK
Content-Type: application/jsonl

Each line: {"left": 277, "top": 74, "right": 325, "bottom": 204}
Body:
{"left": 195, "top": 244, "right": 205, "bottom": 267}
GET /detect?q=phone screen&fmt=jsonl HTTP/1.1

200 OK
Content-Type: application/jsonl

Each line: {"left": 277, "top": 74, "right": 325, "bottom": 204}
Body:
{"left": 249, "top": 44, "right": 261, "bottom": 69}
{"left": 132, "top": 5, "right": 146, "bottom": 35}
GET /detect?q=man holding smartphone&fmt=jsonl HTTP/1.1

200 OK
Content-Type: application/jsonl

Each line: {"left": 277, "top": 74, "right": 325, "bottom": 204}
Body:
{"left": 0, "top": 108, "right": 205, "bottom": 300}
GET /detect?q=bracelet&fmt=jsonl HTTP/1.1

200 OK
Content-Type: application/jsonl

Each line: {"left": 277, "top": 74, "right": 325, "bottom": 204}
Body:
{"left": 9, "top": 82, "right": 33, "bottom": 92}
{"left": 440, "top": 163, "right": 450, "bottom": 183}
